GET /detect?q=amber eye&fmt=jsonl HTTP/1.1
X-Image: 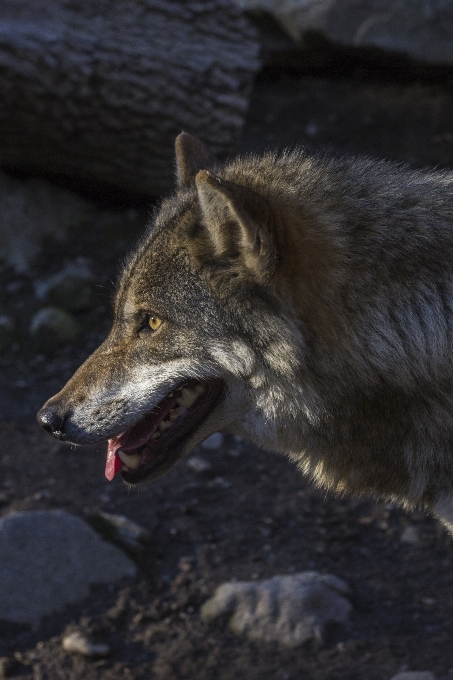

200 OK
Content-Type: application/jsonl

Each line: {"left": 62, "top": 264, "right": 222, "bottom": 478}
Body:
{"left": 148, "top": 315, "right": 162, "bottom": 332}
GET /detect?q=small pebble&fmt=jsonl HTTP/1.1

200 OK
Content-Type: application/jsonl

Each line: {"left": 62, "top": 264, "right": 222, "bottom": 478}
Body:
{"left": 400, "top": 525, "right": 420, "bottom": 545}
{"left": 0, "top": 316, "right": 14, "bottom": 331}
{"left": 207, "top": 476, "right": 232, "bottom": 489}
{"left": 186, "top": 456, "right": 212, "bottom": 473}
{"left": 62, "top": 631, "right": 110, "bottom": 657}
{"left": 178, "top": 556, "right": 194, "bottom": 572}
{"left": 421, "top": 597, "right": 436, "bottom": 606}
{"left": 32, "top": 490, "right": 52, "bottom": 501}
{"left": 201, "top": 433, "right": 223, "bottom": 450}
{"left": 226, "top": 448, "right": 242, "bottom": 458}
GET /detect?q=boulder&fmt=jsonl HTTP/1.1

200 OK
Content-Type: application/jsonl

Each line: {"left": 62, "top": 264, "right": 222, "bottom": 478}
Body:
{"left": 0, "top": 510, "right": 136, "bottom": 626}
{"left": 201, "top": 571, "right": 352, "bottom": 646}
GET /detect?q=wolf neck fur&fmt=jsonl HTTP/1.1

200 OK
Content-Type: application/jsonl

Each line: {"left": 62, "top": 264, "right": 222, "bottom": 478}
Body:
{"left": 219, "top": 151, "right": 453, "bottom": 506}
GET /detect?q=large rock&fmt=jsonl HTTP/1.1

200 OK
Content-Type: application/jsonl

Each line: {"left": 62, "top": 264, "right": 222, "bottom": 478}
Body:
{"left": 201, "top": 571, "right": 352, "bottom": 646}
{"left": 0, "top": 171, "right": 93, "bottom": 272}
{"left": 0, "top": 0, "right": 261, "bottom": 198}
{"left": 0, "top": 510, "right": 136, "bottom": 626}
{"left": 234, "top": 0, "right": 453, "bottom": 66}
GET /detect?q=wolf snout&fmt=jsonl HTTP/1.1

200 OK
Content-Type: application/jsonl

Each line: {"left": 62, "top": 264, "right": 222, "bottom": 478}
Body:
{"left": 36, "top": 402, "right": 67, "bottom": 440}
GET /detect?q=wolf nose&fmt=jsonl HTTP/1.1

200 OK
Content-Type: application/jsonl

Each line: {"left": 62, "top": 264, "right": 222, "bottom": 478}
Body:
{"left": 36, "top": 405, "right": 66, "bottom": 439}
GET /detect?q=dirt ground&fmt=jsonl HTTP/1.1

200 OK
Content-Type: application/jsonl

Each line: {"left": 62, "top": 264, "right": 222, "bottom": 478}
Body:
{"left": 2, "top": 53, "right": 453, "bottom": 679}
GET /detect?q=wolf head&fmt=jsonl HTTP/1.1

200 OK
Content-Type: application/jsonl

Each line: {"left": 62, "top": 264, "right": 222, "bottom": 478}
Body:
{"left": 37, "top": 133, "right": 305, "bottom": 484}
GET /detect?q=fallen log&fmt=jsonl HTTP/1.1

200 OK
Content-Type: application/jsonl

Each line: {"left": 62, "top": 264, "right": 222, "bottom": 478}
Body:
{"left": 0, "top": 0, "right": 260, "bottom": 197}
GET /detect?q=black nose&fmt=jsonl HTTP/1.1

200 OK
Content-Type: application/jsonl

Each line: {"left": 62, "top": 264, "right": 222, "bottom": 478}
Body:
{"left": 36, "top": 404, "right": 66, "bottom": 439}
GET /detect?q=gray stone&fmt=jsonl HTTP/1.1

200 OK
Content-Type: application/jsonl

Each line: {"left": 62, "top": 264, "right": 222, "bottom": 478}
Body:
{"left": 233, "top": 0, "right": 453, "bottom": 66}
{"left": 201, "top": 571, "right": 352, "bottom": 646}
{"left": 0, "top": 171, "right": 93, "bottom": 272}
{"left": 29, "top": 306, "right": 80, "bottom": 350}
{"left": 34, "top": 259, "right": 94, "bottom": 312}
{"left": 390, "top": 672, "right": 436, "bottom": 680}
{"left": 62, "top": 631, "right": 110, "bottom": 657}
{"left": 0, "top": 510, "right": 136, "bottom": 626}
{"left": 201, "top": 433, "right": 224, "bottom": 450}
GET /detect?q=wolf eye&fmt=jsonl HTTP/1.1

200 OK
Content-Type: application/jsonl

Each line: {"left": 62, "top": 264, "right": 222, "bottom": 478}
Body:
{"left": 138, "top": 314, "right": 163, "bottom": 334}
{"left": 148, "top": 315, "right": 162, "bottom": 332}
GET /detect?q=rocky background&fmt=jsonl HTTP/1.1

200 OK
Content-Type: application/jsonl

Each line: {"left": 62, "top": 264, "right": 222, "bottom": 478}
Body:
{"left": 1, "top": 2, "right": 453, "bottom": 679}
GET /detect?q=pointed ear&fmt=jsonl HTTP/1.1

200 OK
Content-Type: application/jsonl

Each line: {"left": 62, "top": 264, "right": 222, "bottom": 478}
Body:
{"left": 195, "top": 170, "right": 275, "bottom": 281}
{"left": 175, "top": 132, "right": 213, "bottom": 189}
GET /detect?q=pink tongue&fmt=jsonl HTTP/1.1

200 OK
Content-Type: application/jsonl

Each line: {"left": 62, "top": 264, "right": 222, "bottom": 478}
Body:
{"left": 103, "top": 390, "right": 183, "bottom": 481}
{"left": 104, "top": 413, "right": 161, "bottom": 481}
{"left": 105, "top": 441, "right": 122, "bottom": 481}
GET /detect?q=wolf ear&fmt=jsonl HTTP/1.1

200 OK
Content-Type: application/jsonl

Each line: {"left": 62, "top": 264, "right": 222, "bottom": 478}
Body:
{"left": 195, "top": 170, "right": 275, "bottom": 280}
{"left": 175, "top": 132, "right": 213, "bottom": 189}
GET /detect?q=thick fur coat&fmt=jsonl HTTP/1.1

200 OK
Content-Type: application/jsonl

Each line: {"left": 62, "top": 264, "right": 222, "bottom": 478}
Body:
{"left": 38, "top": 133, "right": 453, "bottom": 531}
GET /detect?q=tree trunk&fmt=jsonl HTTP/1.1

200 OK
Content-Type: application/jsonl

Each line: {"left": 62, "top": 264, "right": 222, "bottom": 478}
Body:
{"left": 0, "top": 0, "right": 261, "bottom": 198}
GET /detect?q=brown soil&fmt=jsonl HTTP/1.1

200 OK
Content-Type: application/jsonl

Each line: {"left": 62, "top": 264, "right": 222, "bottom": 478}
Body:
{"left": 1, "top": 55, "right": 453, "bottom": 680}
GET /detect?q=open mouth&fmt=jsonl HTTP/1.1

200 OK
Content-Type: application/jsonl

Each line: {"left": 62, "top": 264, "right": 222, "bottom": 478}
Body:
{"left": 105, "top": 378, "right": 223, "bottom": 484}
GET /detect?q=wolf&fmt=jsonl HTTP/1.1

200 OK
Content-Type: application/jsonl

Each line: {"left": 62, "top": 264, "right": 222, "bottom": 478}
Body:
{"left": 37, "top": 132, "right": 453, "bottom": 532}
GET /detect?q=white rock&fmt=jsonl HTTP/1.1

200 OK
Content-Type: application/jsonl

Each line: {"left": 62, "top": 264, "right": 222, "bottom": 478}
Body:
{"left": 0, "top": 510, "right": 136, "bottom": 626}
{"left": 201, "top": 571, "right": 352, "bottom": 647}
{"left": 390, "top": 672, "right": 436, "bottom": 680}
{"left": 62, "top": 631, "right": 110, "bottom": 657}
{"left": 201, "top": 433, "right": 224, "bottom": 450}
{"left": 400, "top": 525, "right": 420, "bottom": 544}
